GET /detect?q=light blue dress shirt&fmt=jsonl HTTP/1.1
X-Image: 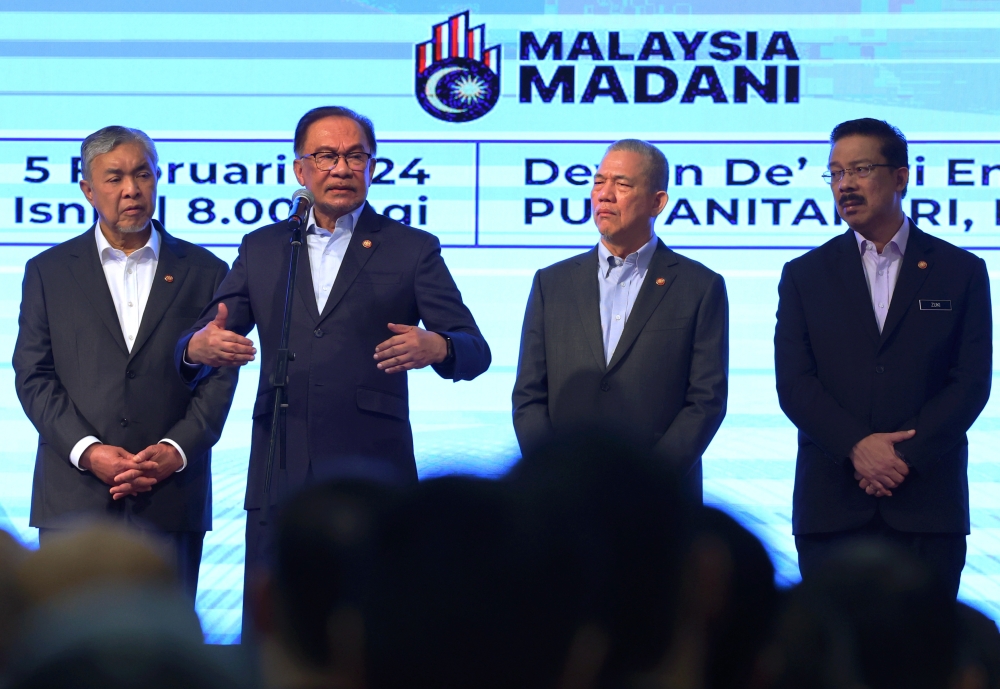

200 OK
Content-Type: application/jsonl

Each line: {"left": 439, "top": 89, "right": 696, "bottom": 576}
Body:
{"left": 854, "top": 216, "right": 909, "bottom": 332}
{"left": 597, "top": 234, "right": 658, "bottom": 365}
{"left": 306, "top": 204, "right": 365, "bottom": 313}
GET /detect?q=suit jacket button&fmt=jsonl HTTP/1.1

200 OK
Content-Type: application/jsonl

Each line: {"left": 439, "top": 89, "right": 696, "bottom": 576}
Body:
{"left": 126, "top": 370, "right": 136, "bottom": 379}
{"left": 600, "top": 381, "right": 610, "bottom": 392}
{"left": 120, "top": 418, "right": 128, "bottom": 427}
{"left": 314, "top": 328, "right": 324, "bottom": 338}
{"left": 875, "top": 365, "right": 885, "bottom": 374}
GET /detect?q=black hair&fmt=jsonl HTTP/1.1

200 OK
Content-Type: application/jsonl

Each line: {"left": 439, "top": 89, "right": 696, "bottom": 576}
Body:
{"left": 293, "top": 106, "right": 377, "bottom": 156}
{"left": 830, "top": 118, "right": 908, "bottom": 170}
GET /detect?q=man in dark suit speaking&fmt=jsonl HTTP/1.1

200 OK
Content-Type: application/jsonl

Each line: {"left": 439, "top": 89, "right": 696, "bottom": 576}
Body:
{"left": 512, "top": 139, "right": 729, "bottom": 499}
{"left": 13, "top": 126, "right": 237, "bottom": 600}
{"left": 178, "top": 106, "right": 490, "bottom": 626}
{"left": 775, "top": 118, "right": 992, "bottom": 598}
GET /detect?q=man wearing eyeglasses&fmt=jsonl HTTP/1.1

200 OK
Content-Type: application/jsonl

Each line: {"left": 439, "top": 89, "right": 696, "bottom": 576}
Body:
{"left": 178, "top": 106, "right": 491, "bottom": 635}
{"left": 774, "top": 118, "right": 992, "bottom": 598}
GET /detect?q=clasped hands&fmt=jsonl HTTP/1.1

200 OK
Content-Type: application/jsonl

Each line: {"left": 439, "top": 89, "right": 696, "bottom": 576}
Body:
{"left": 186, "top": 304, "right": 447, "bottom": 373}
{"left": 850, "top": 429, "right": 914, "bottom": 498}
{"left": 80, "top": 442, "right": 183, "bottom": 500}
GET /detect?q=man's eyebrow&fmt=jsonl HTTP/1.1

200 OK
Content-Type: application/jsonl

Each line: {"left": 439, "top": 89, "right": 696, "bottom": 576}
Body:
{"left": 594, "top": 172, "right": 635, "bottom": 181}
{"left": 100, "top": 163, "right": 151, "bottom": 175}
{"left": 829, "top": 159, "right": 879, "bottom": 168}
{"left": 312, "top": 145, "right": 367, "bottom": 153}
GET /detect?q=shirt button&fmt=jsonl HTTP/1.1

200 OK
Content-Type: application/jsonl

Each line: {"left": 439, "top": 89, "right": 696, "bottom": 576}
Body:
{"left": 127, "top": 269, "right": 133, "bottom": 274}
{"left": 879, "top": 303, "right": 885, "bottom": 308}
{"left": 877, "top": 271, "right": 883, "bottom": 275}
{"left": 129, "top": 335, "right": 134, "bottom": 340}
{"left": 127, "top": 301, "right": 133, "bottom": 307}
{"left": 314, "top": 328, "right": 324, "bottom": 338}
{"left": 620, "top": 282, "right": 625, "bottom": 287}
{"left": 615, "top": 315, "right": 621, "bottom": 320}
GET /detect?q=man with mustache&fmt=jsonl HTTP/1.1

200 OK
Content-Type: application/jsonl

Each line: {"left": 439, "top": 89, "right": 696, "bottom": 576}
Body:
{"left": 178, "top": 106, "right": 491, "bottom": 635}
{"left": 513, "top": 139, "right": 729, "bottom": 500}
{"left": 13, "top": 126, "right": 238, "bottom": 601}
{"left": 774, "top": 118, "right": 992, "bottom": 598}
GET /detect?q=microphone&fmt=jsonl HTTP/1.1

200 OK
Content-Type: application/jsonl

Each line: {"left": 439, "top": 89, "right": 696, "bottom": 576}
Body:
{"left": 286, "top": 189, "right": 314, "bottom": 230}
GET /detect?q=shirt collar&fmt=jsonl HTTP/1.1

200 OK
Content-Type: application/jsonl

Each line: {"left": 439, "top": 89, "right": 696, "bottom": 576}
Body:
{"left": 598, "top": 233, "right": 659, "bottom": 276}
{"left": 854, "top": 216, "right": 909, "bottom": 256}
{"left": 306, "top": 203, "right": 365, "bottom": 236}
{"left": 94, "top": 220, "right": 160, "bottom": 260}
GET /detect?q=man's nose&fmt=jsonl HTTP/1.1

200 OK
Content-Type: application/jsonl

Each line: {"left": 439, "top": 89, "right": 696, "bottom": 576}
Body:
{"left": 329, "top": 157, "right": 353, "bottom": 176}
{"left": 122, "top": 176, "right": 140, "bottom": 196}
{"left": 837, "top": 172, "right": 858, "bottom": 192}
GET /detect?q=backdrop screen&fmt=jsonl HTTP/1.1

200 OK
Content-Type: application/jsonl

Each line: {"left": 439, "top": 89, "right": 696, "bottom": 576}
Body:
{"left": 3, "top": 1, "right": 1000, "bottom": 643}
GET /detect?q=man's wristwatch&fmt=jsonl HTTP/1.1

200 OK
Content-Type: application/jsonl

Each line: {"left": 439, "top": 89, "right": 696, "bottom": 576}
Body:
{"left": 441, "top": 334, "right": 455, "bottom": 363}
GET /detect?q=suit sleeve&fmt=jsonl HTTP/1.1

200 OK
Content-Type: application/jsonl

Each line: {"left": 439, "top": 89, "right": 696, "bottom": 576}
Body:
{"left": 892, "top": 257, "right": 992, "bottom": 472}
{"left": 512, "top": 270, "right": 554, "bottom": 456}
{"left": 774, "top": 262, "right": 871, "bottom": 461}
{"left": 163, "top": 260, "right": 241, "bottom": 463}
{"left": 13, "top": 259, "right": 99, "bottom": 461}
{"left": 412, "top": 233, "right": 491, "bottom": 381}
{"left": 175, "top": 235, "right": 257, "bottom": 387}
{"left": 653, "top": 272, "right": 729, "bottom": 472}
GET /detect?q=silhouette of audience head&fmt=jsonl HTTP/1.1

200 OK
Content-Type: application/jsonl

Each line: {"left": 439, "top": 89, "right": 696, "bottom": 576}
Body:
{"left": 763, "top": 539, "right": 958, "bottom": 689}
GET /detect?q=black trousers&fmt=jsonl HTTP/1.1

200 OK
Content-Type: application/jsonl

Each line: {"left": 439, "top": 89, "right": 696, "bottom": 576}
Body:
{"left": 795, "top": 510, "right": 967, "bottom": 599}
{"left": 38, "top": 526, "right": 205, "bottom": 603}
{"left": 242, "top": 507, "right": 279, "bottom": 644}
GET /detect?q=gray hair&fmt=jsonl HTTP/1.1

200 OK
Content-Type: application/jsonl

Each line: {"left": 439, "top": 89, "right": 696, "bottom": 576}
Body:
{"left": 605, "top": 139, "right": 669, "bottom": 192}
{"left": 81, "top": 126, "right": 158, "bottom": 181}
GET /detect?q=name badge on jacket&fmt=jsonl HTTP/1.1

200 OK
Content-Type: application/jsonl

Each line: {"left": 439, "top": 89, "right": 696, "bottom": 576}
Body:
{"left": 919, "top": 299, "right": 952, "bottom": 311}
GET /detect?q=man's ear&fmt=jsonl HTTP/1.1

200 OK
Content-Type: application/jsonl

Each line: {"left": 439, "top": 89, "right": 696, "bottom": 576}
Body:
{"left": 652, "top": 190, "right": 669, "bottom": 218}
{"left": 895, "top": 165, "right": 909, "bottom": 194}
{"left": 293, "top": 158, "right": 307, "bottom": 187}
{"left": 79, "top": 179, "right": 94, "bottom": 206}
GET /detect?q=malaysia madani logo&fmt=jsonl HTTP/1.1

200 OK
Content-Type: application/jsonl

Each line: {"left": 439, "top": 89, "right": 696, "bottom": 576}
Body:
{"left": 415, "top": 11, "right": 501, "bottom": 123}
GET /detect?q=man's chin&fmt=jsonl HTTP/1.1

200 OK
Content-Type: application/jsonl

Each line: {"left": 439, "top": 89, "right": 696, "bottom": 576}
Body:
{"left": 115, "top": 219, "right": 152, "bottom": 234}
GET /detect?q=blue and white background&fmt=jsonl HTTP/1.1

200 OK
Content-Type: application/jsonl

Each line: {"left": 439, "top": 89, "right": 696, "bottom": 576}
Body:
{"left": 3, "top": 0, "right": 1000, "bottom": 643}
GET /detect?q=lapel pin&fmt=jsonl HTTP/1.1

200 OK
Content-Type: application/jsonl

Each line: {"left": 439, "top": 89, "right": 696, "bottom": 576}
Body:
{"left": 362, "top": 239, "right": 372, "bottom": 249}
{"left": 164, "top": 275, "right": 174, "bottom": 283}
{"left": 917, "top": 261, "right": 928, "bottom": 270}
{"left": 655, "top": 277, "right": 666, "bottom": 286}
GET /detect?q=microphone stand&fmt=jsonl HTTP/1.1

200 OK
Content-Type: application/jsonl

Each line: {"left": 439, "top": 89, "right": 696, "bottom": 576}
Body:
{"left": 260, "top": 215, "right": 304, "bottom": 527}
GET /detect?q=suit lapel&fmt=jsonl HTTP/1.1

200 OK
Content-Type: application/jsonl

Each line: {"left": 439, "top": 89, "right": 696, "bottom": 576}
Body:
{"left": 606, "top": 240, "right": 677, "bottom": 372}
{"left": 293, "top": 228, "right": 321, "bottom": 326}
{"left": 67, "top": 225, "right": 129, "bottom": 356}
{"left": 571, "top": 248, "right": 607, "bottom": 371}
{"left": 317, "top": 203, "right": 380, "bottom": 324}
{"left": 832, "top": 230, "right": 881, "bottom": 347}
{"left": 129, "top": 222, "right": 189, "bottom": 361}
{"left": 878, "top": 222, "right": 933, "bottom": 350}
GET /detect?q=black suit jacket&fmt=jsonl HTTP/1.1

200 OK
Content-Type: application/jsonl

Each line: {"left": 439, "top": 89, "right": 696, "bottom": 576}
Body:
{"left": 774, "top": 224, "right": 992, "bottom": 535}
{"left": 13, "top": 221, "right": 238, "bottom": 531}
{"left": 512, "top": 239, "right": 729, "bottom": 498}
{"left": 178, "top": 203, "right": 491, "bottom": 508}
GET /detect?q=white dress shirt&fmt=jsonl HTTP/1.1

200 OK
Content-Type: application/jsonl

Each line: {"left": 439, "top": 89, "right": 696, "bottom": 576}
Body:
{"left": 306, "top": 204, "right": 365, "bottom": 313}
{"left": 854, "top": 216, "right": 910, "bottom": 332}
{"left": 69, "top": 223, "right": 188, "bottom": 471}
{"left": 597, "top": 234, "right": 658, "bottom": 365}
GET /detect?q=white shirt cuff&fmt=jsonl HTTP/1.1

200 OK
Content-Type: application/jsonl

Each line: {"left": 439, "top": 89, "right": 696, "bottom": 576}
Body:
{"left": 181, "top": 349, "right": 200, "bottom": 369}
{"left": 159, "top": 439, "right": 188, "bottom": 471}
{"left": 70, "top": 437, "right": 101, "bottom": 470}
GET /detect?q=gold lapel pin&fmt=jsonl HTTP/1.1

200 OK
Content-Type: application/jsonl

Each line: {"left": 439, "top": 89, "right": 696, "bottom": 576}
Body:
{"left": 362, "top": 239, "right": 373, "bottom": 249}
{"left": 655, "top": 277, "right": 666, "bottom": 286}
{"left": 164, "top": 275, "right": 174, "bottom": 283}
{"left": 917, "top": 261, "right": 928, "bottom": 270}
